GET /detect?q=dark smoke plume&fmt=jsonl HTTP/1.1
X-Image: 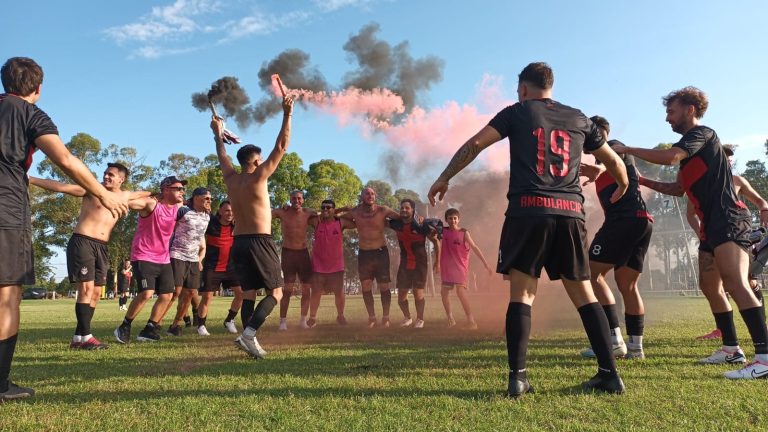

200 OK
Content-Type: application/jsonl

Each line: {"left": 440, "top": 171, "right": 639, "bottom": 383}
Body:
{"left": 191, "top": 76, "right": 251, "bottom": 125}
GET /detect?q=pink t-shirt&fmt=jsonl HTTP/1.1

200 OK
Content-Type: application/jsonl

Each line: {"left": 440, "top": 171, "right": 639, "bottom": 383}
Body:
{"left": 312, "top": 218, "right": 344, "bottom": 274}
{"left": 131, "top": 202, "right": 178, "bottom": 264}
{"left": 440, "top": 228, "right": 470, "bottom": 285}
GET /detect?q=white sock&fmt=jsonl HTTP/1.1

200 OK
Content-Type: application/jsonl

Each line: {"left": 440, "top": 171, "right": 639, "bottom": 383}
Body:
{"left": 280, "top": 318, "right": 287, "bottom": 323}
{"left": 723, "top": 345, "right": 740, "bottom": 353}
{"left": 82, "top": 334, "right": 92, "bottom": 342}
{"left": 611, "top": 327, "right": 624, "bottom": 345}
{"left": 755, "top": 353, "right": 768, "bottom": 363}
{"left": 627, "top": 335, "right": 643, "bottom": 349}
{"left": 72, "top": 335, "right": 82, "bottom": 342}
{"left": 243, "top": 327, "right": 256, "bottom": 337}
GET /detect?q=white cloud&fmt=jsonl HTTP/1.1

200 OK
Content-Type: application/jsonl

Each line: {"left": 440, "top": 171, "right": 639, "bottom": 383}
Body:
{"left": 313, "top": 0, "right": 373, "bottom": 11}
{"left": 105, "top": 0, "right": 219, "bottom": 44}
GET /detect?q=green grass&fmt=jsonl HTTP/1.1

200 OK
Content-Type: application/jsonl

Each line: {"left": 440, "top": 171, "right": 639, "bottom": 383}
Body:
{"left": 4, "top": 294, "right": 766, "bottom": 431}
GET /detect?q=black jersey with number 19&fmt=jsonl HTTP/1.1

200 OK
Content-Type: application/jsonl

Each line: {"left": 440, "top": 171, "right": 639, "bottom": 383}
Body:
{"left": 488, "top": 99, "right": 604, "bottom": 220}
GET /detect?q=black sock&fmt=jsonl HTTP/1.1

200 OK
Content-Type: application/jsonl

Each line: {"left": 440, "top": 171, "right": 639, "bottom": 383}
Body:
{"left": 740, "top": 307, "right": 768, "bottom": 354}
{"left": 246, "top": 295, "right": 278, "bottom": 331}
{"left": 398, "top": 299, "right": 410, "bottom": 319}
{"left": 0, "top": 334, "right": 18, "bottom": 393}
{"left": 241, "top": 299, "right": 256, "bottom": 329}
{"left": 183, "top": 315, "right": 191, "bottom": 325}
{"left": 75, "top": 303, "right": 88, "bottom": 336}
{"left": 118, "top": 297, "right": 124, "bottom": 307}
{"left": 122, "top": 316, "right": 133, "bottom": 327}
{"left": 714, "top": 311, "right": 739, "bottom": 346}
{"left": 82, "top": 305, "right": 95, "bottom": 336}
{"left": 625, "top": 314, "right": 644, "bottom": 336}
{"left": 362, "top": 291, "right": 375, "bottom": 317}
{"left": 225, "top": 309, "right": 238, "bottom": 322}
{"left": 381, "top": 289, "right": 391, "bottom": 316}
{"left": 198, "top": 316, "right": 207, "bottom": 327}
{"left": 578, "top": 302, "right": 617, "bottom": 377}
{"left": 415, "top": 298, "right": 426, "bottom": 320}
{"left": 506, "top": 302, "right": 531, "bottom": 380}
{"left": 145, "top": 320, "right": 158, "bottom": 331}
{"left": 602, "top": 304, "right": 620, "bottom": 331}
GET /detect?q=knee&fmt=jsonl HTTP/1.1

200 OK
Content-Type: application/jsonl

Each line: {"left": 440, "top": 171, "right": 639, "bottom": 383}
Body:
{"left": 271, "top": 290, "right": 283, "bottom": 302}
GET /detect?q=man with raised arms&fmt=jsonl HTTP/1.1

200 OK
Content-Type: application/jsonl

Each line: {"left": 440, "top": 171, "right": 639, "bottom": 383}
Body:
{"left": 211, "top": 94, "right": 293, "bottom": 358}
{"left": 29, "top": 163, "right": 150, "bottom": 350}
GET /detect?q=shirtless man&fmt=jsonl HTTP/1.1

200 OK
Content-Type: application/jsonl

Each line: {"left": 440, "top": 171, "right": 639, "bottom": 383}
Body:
{"left": 29, "top": 163, "right": 149, "bottom": 350}
{"left": 272, "top": 190, "right": 317, "bottom": 330}
{"left": 342, "top": 187, "right": 400, "bottom": 328}
{"left": 212, "top": 94, "right": 293, "bottom": 358}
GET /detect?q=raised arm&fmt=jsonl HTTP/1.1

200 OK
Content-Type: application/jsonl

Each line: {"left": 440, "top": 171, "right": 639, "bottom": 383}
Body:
{"left": 29, "top": 176, "right": 86, "bottom": 197}
{"left": 257, "top": 96, "right": 294, "bottom": 178}
{"left": 428, "top": 126, "right": 502, "bottom": 205}
{"left": 211, "top": 116, "right": 237, "bottom": 179}
{"left": 591, "top": 143, "right": 628, "bottom": 203}
{"left": 33, "top": 134, "right": 128, "bottom": 217}
{"left": 464, "top": 231, "right": 493, "bottom": 275}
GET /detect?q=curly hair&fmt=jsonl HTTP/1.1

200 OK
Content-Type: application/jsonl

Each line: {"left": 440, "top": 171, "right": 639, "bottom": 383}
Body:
{"left": 662, "top": 86, "right": 709, "bottom": 119}
{"left": 518, "top": 62, "right": 554, "bottom": 90}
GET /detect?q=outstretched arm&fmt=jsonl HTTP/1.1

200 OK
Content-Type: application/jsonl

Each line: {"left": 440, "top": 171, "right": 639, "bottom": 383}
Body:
{"left": 211, "top": 116, "right": 237, "bottom": 179}
{"left": 735, "top": 176, "right": 768, "bottom": 226}
{"left": 128, "top": 190, "right": 152, "bottom": 200}
{"left": 639, "top": 177, "right": 685, "bottom": 197}
{"left": 464, "top": 231, "right": 493, "bottom": 275}
{"left": 612, "top": 142, "right": 688, "bottom": 166}
{"left": 258, "top": 96, "right": 294, "bottom": 178}
{"left": 29, "top": 176, "right": 86, "bottom": 197}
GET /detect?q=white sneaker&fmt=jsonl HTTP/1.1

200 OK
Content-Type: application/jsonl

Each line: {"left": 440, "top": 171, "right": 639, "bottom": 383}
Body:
{"left": 724, "top": 360, "right": 768, "bottom": 379}
{"left": 300, "top": 319, "right": 310, "bottom": 329}
{"left": 414, "top": 319, "right": 425, "bottom": 329}
{"left": 223, "top": 320, "right": 238, "bottom": 334}
{"left": 699, "top": 347, "right": 747, "bottom": 364}
{"left": 279, "top": 321, "right": 288, "bottom": 331}
{"left": 400, "top": 318, "right": 413, "bottom": 327}
{"left": 580, "top": 341, "right": 628, "bottom": 358}
{"left": 197, "top": 325, "right": 210, "bottom": 336}
{"left": 234, "top": 335, "right": 267, "bottom": 359}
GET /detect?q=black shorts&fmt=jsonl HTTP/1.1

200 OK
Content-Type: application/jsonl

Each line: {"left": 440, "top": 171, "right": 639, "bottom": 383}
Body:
{"left": 699, "top": 216, "right": 752, "bottom": 254}
{"left": 132, "top": 260, "right": 175, "bottom": 294}
{"left": 281, "top": 247, "right": 313, "bottom": 284}
{"left": 232, "top": 234, "right": 284, "bottom": 291}
{"left": 358, "top": 247, "right": 391, "bottom": 283}
{"left": 0, "top": 228, "right": 34, "bottom": 285}
{"left": 497, "top": 216, "right": 590, "bottom": 281}
{"left": 313, "top": 271, "right": 344, "bottom": 294}
{"left": 201, "top": 269, "right": 241, "bottom": 293}
{"left": 589, "top": 217, "right": 653, "bottom": 272}
{"left": 66, "top": 233, "right": 108, "bottom": 285}
{"left": 396, "top": 266, "right": 427, "bottom": 291}
{"left": 171, "top": 258, "right": 201, "bottom": 289}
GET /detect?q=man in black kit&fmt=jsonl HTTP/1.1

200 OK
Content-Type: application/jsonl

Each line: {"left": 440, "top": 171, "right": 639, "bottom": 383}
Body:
{"left": 612, "top": 86, "right": 768, "bottom": 379}
{"left": 429, "top": 62, "right": 629, "bottom": 398}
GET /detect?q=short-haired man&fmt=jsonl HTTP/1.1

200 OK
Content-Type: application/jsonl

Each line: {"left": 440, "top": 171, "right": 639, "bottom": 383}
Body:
{"left": 272, "top": 190, "right": 317, "bottom": 330}
{"left": 342, "top": 187, "right": 401, "bottom": 328}
{"left": 429, "top": 62, "right": 629, "bottom": 397}
{"left": 612, "top": 86, "right": 768, "bottom": 379}
{"left": 0, "top": 57, "right": 128, "bottom": 401}
{"left": 211, "top": 94, "right": 293, "bottom": 358}
{"left": 113, "top": 176, "right": 186, "bottom": 343}
{"left": 29, "top": 163, "right": 150, "bottom": 350}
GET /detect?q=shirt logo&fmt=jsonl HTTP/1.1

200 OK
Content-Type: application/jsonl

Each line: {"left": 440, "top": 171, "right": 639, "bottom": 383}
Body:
{"left": 80, "top": 267, "right": 89, "bottom": 276}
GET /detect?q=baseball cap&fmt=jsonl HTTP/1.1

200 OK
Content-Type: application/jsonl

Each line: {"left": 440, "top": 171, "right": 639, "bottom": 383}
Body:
{"left": 192, "top": 187, "right": 210, "bottom": 196}
{"left": 160, "top": 176, "right": 187, "bottom": 189}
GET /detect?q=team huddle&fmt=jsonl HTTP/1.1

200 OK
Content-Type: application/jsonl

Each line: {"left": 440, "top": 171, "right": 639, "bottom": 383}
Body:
{"left": 1, "top": 57, "right": 766, "bottom": 402}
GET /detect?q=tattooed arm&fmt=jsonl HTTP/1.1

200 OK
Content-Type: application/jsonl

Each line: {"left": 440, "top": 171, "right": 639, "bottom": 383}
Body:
{"left": 428, "top": 126, "right": 502, "bottom": 205}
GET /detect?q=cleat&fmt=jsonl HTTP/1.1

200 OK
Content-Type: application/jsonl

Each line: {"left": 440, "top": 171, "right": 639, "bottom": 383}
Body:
{"left": 367, "top": 317, "right": 377, "bottom": 329}
{"left": 507, "top": 374, "right": 535, "bottom": 399}
{"left": 69, "top": 340, "right": 82, "bottom": 349}
{"left": 278, "top": 321, "right": 288, "bottom": 331}
{"left": 624, "top": 348, "right": 645, "bottom": 360}
{"left": 166, "top": 325, "right": 182, "bottom": 337}
{"left": 80, "top": 337, "right": 108, "bottom": 350}
{"left": 580, "top": 341, "right": 628, "bottom": 359}
{"left": 447, "top": 317, "right": 457, "bottom": 328}
{"left": 699, "top": 347, "right": 747, "bottom": 364}
{"left": 197, "top": 325, "right": 210, "bottom": 336}
{"left": 300, "top": 319, "right": 310, "bottom": 330}
{"left": 336, "top": 315, "right": 348, "bottom": 326}
{"left": 114, "top": 325, "right": 131, "bottom": 344}
{"left": 306, "top": 318, "right": 317, "bottom": 328}
{"left": 234, "top": 335, "right": 267, "bottom": 359}
{"left": 137, "top": 327, "right": 160, "bottom": 342}
{"left": 696, "top": 329, "right": 722, "bottom": 341}
{"left": 0, "top": 382, "right": 35, "bottom": 401}
{"left": 724, "top": 360, "right": 768, "bottom": 379}
{"left": 400, "top": 318, "right": 413, "bottom": 327}
{"left": 381, "top": 318, "right": 391, "bottom": 328}
{"left": 224, "top": 320, "right": 238, "bottom": 334}
{"left": 414, "top": 319, "right": 425, "bottom": 329}
{"left": 582, "top": 373, "right": 625, "bottom": 394}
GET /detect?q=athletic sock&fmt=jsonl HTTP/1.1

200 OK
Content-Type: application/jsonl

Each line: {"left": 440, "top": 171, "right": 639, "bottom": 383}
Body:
{"left": 602, "top": 304, "right": 623, "bottom": 345}
{"left": 225, "top": 309, "right": 238, "bottom": 322}
{"left": 713, "top": 311, "right": 739, "bottom": 347}
{"left": 84, "top": 306, "right": 95, "bottom": 337}
{"left": 122, "top": 316, "right": 133, "bottom": 327}
{"left": 183, "top": 315, "right": 191, "bottom": 325}
{"left": 198, "top": 316, "right": 207, "bottom": 328}
{"left": 625, "top": 314, "right": 644, "bottom": 349}
{"left": 398, "top": 299, "right": 411, "bottom": 319}
{"left": 0, "top": 334, "right": 18, "bottom": 393}
{"left": 381, "top": 289, "right": 392, "bottom": 317}
{"left": 506, "top": 302, "right": 531, "bottom": 380}
{"left": 246, "top": 295, "right": 278, "bottom": 332}
{"left": 362, "top": 291, "right": 375, "bottom": 318}
{"left": 578, "top": 302, "right": 617, "bottom": 377}
{"left": 241, "top": 299, "right": 256, "bottom": 329}
{"left": 75, "top": 303, "right": 88, "bottom": 336}
{"left": 415, "top": 298, "right": 426, "bottom": 321}
{"left": 739, "top": 306, "right": 768, "bottom": 355}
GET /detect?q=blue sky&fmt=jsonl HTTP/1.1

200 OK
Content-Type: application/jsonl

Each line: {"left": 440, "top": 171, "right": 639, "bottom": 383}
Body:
{"left": 3, "top": 0, "right": 767, "bottom": 276}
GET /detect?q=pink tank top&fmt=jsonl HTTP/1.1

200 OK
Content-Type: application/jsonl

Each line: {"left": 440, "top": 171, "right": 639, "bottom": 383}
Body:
{"left": 440, "top": 228, "right": 470, "bottom": 285}
{"left": 131, "top": 202, "right": 178, "bottom": 264}
{"left": 312, "top": 219, "right": 344, "bottom": 273}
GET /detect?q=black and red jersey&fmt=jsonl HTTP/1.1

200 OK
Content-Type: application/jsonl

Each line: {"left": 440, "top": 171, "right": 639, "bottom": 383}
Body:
{"left": 389, "top": 219, "right": 431, "bottom": 270}
{"left": 488, "top": 99, "right": 604, "bottom": 220}
{"left": 594, "top": 140, "right": 652, "bottom": 222}
{"left": 203, "top": 217, "right": 235, "bottom": 272}
{"left": 0, "top": 93, "right": 58, "bottom": 228}
{"left": 673, "top": 126, "right": 749, "bottom": 236}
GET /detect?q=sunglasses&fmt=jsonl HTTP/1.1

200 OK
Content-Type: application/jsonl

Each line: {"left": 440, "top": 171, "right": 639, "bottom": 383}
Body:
{"left": 196, "top": 196, "right": 212, "bottom": 201}
{"left": 321, "top": 205, "right": 334, "bottom": 210}
{"left": 165, "top": 186, "right": 185, "bottom": 192}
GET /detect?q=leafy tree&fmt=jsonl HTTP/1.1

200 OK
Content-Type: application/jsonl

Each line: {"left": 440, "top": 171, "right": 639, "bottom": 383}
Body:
{"left": 364, "top": 179, "right": 399, "bottom": 209}
{"left": 306, "top": 160, "right": 363, "bottom": 209}
{"left": 741, "top": 159, "right": 768, "bottom": 220}
{"left": 270, "top": 152, "right": 309, "bottom": 207}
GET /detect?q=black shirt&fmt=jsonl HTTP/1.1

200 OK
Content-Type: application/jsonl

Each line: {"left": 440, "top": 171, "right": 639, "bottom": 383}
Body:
{"left": 488, "top": 99, "right": 604, "bottom": 220}
{"left": 0, "top": 94, "right": 58, "bottom": 228}
{"left": 389, "top": 219, "right": 431, "bottom": 271}
{"left": 595, "top": 140, "right": 652, "bottom": 222}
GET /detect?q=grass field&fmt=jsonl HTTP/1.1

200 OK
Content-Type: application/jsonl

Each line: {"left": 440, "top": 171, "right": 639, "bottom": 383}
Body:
{"left": 3, "top": 294, "right": 766, "bottom": 431}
